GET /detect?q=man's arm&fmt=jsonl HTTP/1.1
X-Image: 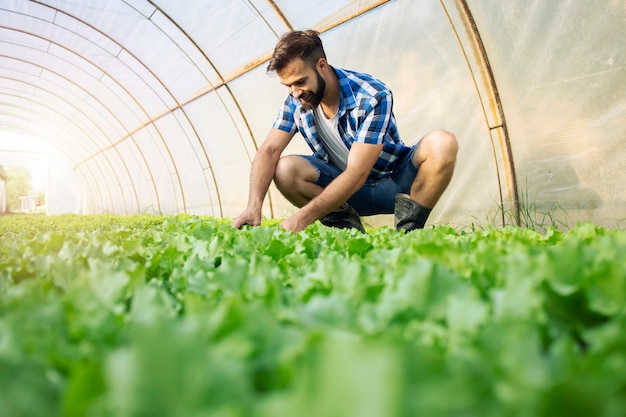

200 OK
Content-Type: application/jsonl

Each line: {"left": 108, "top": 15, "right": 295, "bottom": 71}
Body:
{"left": 280, "top": 141, "right": 383, "bottom": 232}
{"left": 232, "top": 128, "right": 294, "bottom": 228}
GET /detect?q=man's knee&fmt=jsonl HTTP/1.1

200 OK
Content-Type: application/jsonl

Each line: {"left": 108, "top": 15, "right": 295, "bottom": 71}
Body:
{"left": 432, "top": 129, "right": 458, "bottom": 160}
{"left": 417, "top": 129, "right": 458, "bottom": 168}
{"left": 274, "top": 156, "right": 297, "bottom": 188}
{"left": 274, "top": 155, "right": 315, "bottom": 191}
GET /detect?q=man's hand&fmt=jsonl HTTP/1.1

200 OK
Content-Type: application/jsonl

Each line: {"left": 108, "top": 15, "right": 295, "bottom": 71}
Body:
{"left": 232, "top": 208, "right": 262, "bottom": 229}
{"left": 279, "top": 211, "right": 314, "bottom": 233}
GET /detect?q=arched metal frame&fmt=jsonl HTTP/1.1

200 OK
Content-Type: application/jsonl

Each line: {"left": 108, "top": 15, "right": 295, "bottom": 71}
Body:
{"left": 440, "top": 0, "right": 519, "bottom": 225}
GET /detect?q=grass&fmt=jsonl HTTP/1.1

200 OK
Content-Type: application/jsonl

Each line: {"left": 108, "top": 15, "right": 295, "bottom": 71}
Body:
{"left": 476, "top": 185, "right": 573, "bottom": 234}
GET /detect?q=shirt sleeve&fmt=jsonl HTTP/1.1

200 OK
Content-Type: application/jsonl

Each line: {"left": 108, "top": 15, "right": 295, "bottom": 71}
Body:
{"left": 354, "top": 91, "right": 392, "bottom": 145}
{"left": 271, "top": 96, "right": 299, "bottom": 134}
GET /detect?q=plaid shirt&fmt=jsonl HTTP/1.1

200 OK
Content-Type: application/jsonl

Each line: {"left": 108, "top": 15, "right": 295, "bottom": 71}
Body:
{"left": 271, "top": 67, "right": 411, "bottom": 180}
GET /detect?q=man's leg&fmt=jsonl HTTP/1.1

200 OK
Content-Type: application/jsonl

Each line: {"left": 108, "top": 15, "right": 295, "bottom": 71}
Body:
{"left": 395, "top": 129, "right": 458, "bottom": 231}
{"left": 274, "top": 155, "right": 365, "bottom": 232}
{"left": 274, "top": 155, "right": 322, "bottom": 207}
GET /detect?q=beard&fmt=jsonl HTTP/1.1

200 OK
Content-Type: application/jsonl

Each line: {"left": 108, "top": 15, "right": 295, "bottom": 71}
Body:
{"left": 299, "top": 70, "right": 326, "bottom": 111}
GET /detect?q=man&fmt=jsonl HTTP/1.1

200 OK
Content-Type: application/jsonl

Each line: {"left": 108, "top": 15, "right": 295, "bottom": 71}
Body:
{"left": 232, "top": 30, "right": 457, "bottom": 233}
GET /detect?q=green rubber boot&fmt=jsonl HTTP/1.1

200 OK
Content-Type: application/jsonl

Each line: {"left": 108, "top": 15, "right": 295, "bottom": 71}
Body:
{"left": 394, "top": 193, "right": 432, "bottom": 232}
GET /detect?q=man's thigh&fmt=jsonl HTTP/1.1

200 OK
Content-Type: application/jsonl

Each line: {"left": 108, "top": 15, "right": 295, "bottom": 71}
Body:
{"left": 298, "top": 155, "right": 343, "bottom": 186}
{"left": 349, "top": 145, "right": 419, "bottom": 215}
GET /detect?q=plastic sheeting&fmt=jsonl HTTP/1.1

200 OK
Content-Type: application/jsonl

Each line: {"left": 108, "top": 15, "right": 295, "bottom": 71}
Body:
{"left": 0, "top": 0, "right": 624, "bottom": 228}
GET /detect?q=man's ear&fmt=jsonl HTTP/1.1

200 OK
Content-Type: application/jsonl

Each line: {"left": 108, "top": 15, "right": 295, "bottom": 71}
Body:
{"left": 316, "top": 57, "right": 328, "bottom": 72}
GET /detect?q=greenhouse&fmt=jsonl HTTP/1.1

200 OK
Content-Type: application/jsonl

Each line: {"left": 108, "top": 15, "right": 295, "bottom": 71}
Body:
{"left": 0, "top": 0, "right": 623, "bottom": 227}
{"left": 1, "top": 1, "right": 625, "bottom": 416}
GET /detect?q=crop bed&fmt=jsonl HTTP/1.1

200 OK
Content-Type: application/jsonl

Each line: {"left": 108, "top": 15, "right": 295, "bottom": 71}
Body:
{"left": 1, "top": 214, "right": 625, "bottom": 416}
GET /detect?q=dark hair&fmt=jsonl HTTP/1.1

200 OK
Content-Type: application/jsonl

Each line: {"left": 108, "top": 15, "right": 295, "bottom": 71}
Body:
{"left": 267, "top": 30, "right": 326, "bottom": 75}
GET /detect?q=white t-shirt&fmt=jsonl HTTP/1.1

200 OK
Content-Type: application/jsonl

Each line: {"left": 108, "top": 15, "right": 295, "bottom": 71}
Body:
{"left": 313, "top": 106, "right": 349, "bottom": 170}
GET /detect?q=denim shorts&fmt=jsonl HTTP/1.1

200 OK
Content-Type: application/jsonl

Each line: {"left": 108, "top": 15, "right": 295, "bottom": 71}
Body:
{"left": 299, "top": 143, "right": 419, "bottom": 216}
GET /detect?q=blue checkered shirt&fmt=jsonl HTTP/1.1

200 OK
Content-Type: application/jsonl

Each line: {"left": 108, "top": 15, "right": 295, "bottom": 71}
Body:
{"left": 271, "top": 67, "right": 411, "bottom": 180}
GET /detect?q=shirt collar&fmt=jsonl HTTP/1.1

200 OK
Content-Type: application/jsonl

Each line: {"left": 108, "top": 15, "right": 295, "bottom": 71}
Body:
{"left": 333, "top": 67, "right": 357, "bottom": 114}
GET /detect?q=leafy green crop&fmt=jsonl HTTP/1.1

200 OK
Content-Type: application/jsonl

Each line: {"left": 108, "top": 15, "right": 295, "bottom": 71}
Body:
{"left": 1, "top": 215, "right": 625, "bottom": 417}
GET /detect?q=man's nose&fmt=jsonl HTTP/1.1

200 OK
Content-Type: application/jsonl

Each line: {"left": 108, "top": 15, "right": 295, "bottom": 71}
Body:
{"left": 290, "top": 86, "right": 302, "bottom": 98}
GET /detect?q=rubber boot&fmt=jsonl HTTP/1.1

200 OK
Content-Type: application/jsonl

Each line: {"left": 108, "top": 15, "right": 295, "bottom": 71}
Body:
{"left": 320, "top": 204, "right": 365, "bottom": 233}
{"left": 394, "top": 193, "right": 432, "bottom": 232}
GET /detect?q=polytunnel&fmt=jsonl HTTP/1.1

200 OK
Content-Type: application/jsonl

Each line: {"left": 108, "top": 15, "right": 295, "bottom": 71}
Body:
{"left": 0, "top": 0, "right": 624, "bottom": 229}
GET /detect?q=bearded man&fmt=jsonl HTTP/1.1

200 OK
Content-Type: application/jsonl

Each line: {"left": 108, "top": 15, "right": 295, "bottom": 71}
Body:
{"left": 233, "top": 30, "right": 458, "bottom": 233}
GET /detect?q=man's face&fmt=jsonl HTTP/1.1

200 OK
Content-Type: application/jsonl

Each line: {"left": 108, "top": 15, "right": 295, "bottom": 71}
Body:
{"left": 278, "top": 58, "right": 326, "bottom": 110}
